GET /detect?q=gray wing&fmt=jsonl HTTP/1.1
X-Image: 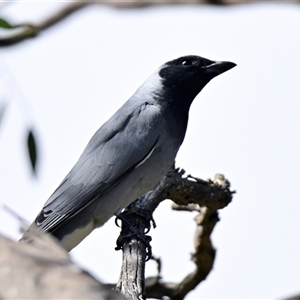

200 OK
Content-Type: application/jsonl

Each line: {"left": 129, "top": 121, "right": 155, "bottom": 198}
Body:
{"left": 35, "top": 101, "right": 163, "bottom": 232}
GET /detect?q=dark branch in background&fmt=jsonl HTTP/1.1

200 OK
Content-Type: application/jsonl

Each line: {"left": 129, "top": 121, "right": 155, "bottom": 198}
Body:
{"left": 37, "top": 2, "right": 89, "bottom": 31}
{"left": 0, "top": 0, "right": 298, "bottom": 46}
{"left": 0, "top": 2, "right": 89, "bottom": 46}
{"left": 284, "top": 294, "right": 300, "bottom": 300}
{"left": 115, "top": 168, "right": 233, "bottom": 299}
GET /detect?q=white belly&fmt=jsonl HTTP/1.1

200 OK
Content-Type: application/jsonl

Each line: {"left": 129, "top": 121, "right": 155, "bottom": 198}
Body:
{"left": 60, "top": 220, "right": 94, "bottom": 251}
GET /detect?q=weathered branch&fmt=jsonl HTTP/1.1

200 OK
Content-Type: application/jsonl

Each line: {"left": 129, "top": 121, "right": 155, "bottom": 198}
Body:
{"left": 0, "top": 0, "right": 298, "bottom": 46}
{"left": 116, "top": 168, "right": 234, "bottom": 299}
{"left": 144, "top": 207, "right": 219, "bottom": 299}
{"left": 0, "top": 226, "right": 125, "bottom": 299}
{"left": 169, "top": 207, "right": 219, "bottom": 300}
{"left": 116, "top": 212, "right": 150, "bottom": 300}
{"left": 1, "top": 168, "right": 233, "bottom": 299}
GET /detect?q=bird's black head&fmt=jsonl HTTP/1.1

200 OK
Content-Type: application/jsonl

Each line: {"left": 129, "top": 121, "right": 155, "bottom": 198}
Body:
{"left": 159, "top": 55, "right": 236, "bottom": 102}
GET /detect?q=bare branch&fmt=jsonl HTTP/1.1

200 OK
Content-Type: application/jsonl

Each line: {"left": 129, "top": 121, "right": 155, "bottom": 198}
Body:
{"left": 169, "top": 207, "right": 219, "bottom": 300}
{"left": 37, "top": 2, "right": 91, "bottom": 31}
{"left": 0, "top": 0, "right": 298, "bottom": 46}
{"left": 116, "top": 213, "right": 150, "bottom": 300}
{"left": 116, "top": 168, "right": 234, "bottom": 299}
{"left": 0, "top": 228, "right": 125, "bottom": 299}
{"left": 0, "top": 2, "right": 90, "bottom": 46}
{"left": 144, "top": 209, "right": 219, "bottom": 299}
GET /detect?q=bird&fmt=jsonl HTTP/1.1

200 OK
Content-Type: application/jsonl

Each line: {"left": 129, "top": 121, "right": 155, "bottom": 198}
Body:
{"left": 20, "top": 55, "right": 236, "bottom": 252}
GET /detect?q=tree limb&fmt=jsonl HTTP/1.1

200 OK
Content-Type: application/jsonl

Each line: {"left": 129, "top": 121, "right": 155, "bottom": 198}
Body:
{"left": 0, "top": 226, "right": 125, "bottom": 299}
{"left": 0, "top": 0, "right": 298, "bottom": 46}
{"left": 116, "top": 168, "right": 234, "bottom": 299}
{"left": 0, "top": 2, "right": 90, "bottom": 46}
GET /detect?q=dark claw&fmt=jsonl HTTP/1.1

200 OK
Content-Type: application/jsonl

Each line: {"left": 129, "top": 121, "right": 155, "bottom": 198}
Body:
{"left": 115, "top": 210, "right": 154, "bottom": 260}
{"left": 115, "top": 215, "right": 121, "bottom": 227}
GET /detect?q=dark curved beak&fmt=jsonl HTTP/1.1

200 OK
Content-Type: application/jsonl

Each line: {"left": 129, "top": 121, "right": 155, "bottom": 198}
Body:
{"left": 205, "top": 61, "right": 237, "bottom": 75}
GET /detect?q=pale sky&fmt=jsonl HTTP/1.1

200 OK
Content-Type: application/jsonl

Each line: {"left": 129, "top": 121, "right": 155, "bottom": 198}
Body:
{"left": 0, "top": 2, "right": 300, "bottom": 299}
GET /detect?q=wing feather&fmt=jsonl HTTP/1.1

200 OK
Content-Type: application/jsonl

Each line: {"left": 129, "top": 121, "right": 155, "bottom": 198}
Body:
{"left": 35, "top": 101, "right": 163, "bottom": 233}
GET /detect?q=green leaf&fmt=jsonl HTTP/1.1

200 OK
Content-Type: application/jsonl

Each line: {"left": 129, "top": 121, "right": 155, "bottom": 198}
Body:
{"left": 27, "top": 130, "right": 38, "bottom": 175}
{"left": 0, "top": 18, "right": 14, "bottom": 29}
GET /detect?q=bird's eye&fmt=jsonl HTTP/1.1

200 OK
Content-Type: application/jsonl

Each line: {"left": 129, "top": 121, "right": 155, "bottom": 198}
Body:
{"left": 181, "top": 59, "right": 193, "bottom": 66}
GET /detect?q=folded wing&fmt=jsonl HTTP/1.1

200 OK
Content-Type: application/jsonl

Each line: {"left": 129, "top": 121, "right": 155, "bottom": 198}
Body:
{"left": 35, "top": 101, "right": 163, "bottom": 233}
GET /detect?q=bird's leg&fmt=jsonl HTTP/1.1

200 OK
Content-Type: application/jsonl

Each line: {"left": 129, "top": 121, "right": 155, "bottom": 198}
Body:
{"left": 115, "top": 206, "right": 154, "bottom": 261}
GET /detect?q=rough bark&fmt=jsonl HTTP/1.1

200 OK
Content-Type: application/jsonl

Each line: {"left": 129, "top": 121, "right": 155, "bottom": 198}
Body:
{"left": 0, "top": 169, "right": 233, "bottom": 299}
{"left": 0, "top": 227, "right": 125, "bottom": 299}
{"left": 116, "top": 169, "right": 234, "bottom": 299}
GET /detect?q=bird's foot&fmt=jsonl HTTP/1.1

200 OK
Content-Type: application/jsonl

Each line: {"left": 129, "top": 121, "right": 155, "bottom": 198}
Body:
{"left": 115, "top": 206, "right": 156, "bottom": 233}
{"left": 114, "top": 207, "right": 155, "bottom": 261}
